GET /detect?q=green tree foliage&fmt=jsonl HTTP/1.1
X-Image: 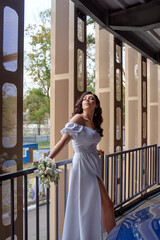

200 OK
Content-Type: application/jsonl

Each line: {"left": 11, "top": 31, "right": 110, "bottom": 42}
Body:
{"left": 25, "top": 9, "right": 51, "bottom": 97}
{"left": 87, "top": 17, "right": 95, "bottom": 93}
{"left": 24, "top": 89, "right": 49, "bottom": 135}
{"left": 3, "top": 96, "right": 17, "bottom": 135}
{"left": 24, "top": 9, "right": 51, "bottom": 133}
{"left": 2, "top": 84, "right": 17, "bottom": 137}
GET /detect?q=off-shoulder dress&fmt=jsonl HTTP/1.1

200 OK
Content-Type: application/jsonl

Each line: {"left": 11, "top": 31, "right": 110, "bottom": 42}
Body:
{"left": 61, "top": 122, "right": 104, "bottom": 240}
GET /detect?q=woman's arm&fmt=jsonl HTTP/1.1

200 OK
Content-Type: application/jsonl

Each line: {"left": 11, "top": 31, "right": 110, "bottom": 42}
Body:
{"left": 48, "top": 134, "right": 72, "bottom": 159}
{"left": 48, "top": 114, "right": 82, "bottom": 159}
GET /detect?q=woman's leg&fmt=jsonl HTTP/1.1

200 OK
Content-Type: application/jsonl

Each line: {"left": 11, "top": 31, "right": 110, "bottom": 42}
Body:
{"left": 97, "top": 177, "right": 116, "bottom": 234}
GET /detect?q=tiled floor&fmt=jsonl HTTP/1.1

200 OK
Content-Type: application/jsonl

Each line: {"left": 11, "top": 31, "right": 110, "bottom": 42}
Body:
{"left": 103, "top": 193, "right": 160, "bottom": 240}
{"left": 27, "top": 193, "right": 160, "bottom": 239}
{"left": 116, "top": 193, "right": 160, "bottom": 225}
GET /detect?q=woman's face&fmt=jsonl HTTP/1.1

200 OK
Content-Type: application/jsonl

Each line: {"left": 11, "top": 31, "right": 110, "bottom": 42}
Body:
{"left": 82, "top": 94, "right": 97, "bottom": 112}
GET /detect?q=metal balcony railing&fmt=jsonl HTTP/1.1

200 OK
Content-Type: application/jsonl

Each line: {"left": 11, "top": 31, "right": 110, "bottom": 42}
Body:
{"left": 105, "top": 144, "right": 160, "bottom": 216}
{"left": 0, "top": 167, "right": 50, "bottom": 240}
{"left": 0, "top": 144, "right": 160, "bottom": 239}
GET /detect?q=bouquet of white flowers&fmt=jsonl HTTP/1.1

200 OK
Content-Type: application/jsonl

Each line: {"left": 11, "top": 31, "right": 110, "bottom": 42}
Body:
{"left": 33, "top": 157, "right": 61, "bottom": 196}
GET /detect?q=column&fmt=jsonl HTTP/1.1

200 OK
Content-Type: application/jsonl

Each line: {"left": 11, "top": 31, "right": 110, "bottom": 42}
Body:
{"left": 50, "top": 1, "right": 75, "bottom": 239}
{"left": 125, "top": 45, "right": 142, "bottom": 149}
{"left": 147, "top": 60, "right": 158, "bottom": 145}
{"left": 125, "top": 45, "right": 142, "bottom": 198}
{"left": 95, "top": 24, "right": 114, "bottom": 155}
{"left": 95, "top": 25, "right": 114, "bottom": 200}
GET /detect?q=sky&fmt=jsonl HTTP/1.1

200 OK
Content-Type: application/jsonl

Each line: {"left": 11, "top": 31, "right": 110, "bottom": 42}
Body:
{"left": 24, "top": 0, "right": 51, "bottom": 27}
{"left": 24, "top": 0, "right": 51, "bottom": 95}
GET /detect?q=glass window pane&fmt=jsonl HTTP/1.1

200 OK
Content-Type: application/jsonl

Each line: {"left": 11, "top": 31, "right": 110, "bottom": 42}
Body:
{"left": 116, "top": 107, "right": 121, "bottom": 140}
{"left": 116, "top": 146, "right": 121, "bottom": 152}
{"left": 2, "top": 83, "right": 17, "bottom": 148}
{"left": 77, "top": 49, "right": 84, "bottom": 92}
{"left": 116, "top": 44, "right": 121, "bottom": 63}
{"left": 116, "top": 69, "right": 121, "bottom": 101}
{"left": 6, "top": 236, "right": 17, "bottom": 240}
{"left": 142, "top": 60, "right": 147, "bottom": 77}
{"left": 2, "top": 160, "right": 17, "bottom": 226}
{"left": 143, "top": 81, "right": 147, "bottom": 108}
{"left": 3, "top": 6, "right": 18, "bottom": 72}
{"left": 128, "top": 49, "right": 138, "bottom": 97}
{"left": 77, "top": 17, "right": 84, "bottom": 42}
{"left": 143, "top": 112, "right": 147, "bottom": 139}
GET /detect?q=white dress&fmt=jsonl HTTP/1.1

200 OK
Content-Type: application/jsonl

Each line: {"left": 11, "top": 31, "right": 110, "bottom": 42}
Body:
{"left": 61, "top": 122, "right": 104, "bottom": 240}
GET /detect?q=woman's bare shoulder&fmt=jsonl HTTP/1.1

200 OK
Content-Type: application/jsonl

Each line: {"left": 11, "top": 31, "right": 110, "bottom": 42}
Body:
{"left": 69, "top": 114, "right": 84, "bottom": 125}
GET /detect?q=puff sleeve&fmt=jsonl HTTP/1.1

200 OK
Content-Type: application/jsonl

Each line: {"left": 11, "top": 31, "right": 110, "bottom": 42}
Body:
{"left": 60, "top": 122, "right": 83, "bottom": 139}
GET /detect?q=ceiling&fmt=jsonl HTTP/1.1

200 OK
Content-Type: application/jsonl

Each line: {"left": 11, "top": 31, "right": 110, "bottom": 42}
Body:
{"left": 72, "top": 0, "right": 160, "bottom": 64}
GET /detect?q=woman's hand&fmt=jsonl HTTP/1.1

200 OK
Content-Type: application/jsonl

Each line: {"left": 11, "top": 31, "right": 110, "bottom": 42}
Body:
{"left": 97, "top": 149, "right": 103, "bottom": 156}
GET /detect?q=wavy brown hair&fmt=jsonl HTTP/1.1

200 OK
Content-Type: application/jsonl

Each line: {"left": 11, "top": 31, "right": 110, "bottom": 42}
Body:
{"left": 72, "top": 91, "right": 103, "bottom": 137}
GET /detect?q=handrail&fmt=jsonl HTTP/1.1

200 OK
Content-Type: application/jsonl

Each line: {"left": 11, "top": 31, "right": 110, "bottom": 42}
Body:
{"left": 56, "top": 158, "right": 72, "bottom": 167}
{"left": 106, "top": 144, "right": 157, "bottom": 157}
{"left": 0, "top": 167, "right": 36, "bottom": 182}
{"left": 0, "top": 159, "right": 74, "bottom": 182}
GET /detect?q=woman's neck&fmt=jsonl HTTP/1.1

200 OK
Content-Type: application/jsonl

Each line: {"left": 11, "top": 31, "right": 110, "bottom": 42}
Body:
{"left": 82, "top": 111, "right": 94, "bottom": 123}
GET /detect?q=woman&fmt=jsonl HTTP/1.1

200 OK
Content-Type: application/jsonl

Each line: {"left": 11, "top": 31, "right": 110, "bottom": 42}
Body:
{"left": 48, "top": 91, "right": 116, "bottom": 240}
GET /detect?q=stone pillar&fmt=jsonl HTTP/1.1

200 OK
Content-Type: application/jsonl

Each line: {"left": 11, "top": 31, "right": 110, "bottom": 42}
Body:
{"left": 95, "top": 25, "right": 114, "bottom": 155}
{"left": 125, "top": 45, "right": 142, "bottom": 198}
{"left": 125, "top": 45, "right": 142, "bottom": 150}
{"left": 95, "top": 25, "right": 114, "bottom": 200}
{"left": 147, "top": 60, "right": 158, "bottom": 145}
{"left": 50, "top": 1, "right": 75, "bottom": 239}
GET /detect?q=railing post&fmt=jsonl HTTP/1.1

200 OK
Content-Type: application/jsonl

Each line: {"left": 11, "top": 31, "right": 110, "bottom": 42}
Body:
{"left": 56, "top": 176, "right": 59, "bottom": 240}
{"left": 36, "top": 177, "right": 39, "bottom": 240}
{"left": 101, "top": 152, "right": 104, "bottom": 181}
{"left": 105, "top": 155, "right": 108, "bottom": 192}
{"left": 141, "top": 149, "right": 143, "bottom": 191}
{"left": 47, "top": 188, "right": 50, "bottom": 240}
{"left": 157, "top": 146, "right": 159, "bottom": 185}
{"left": 11, "top": 178, "right": 14, "bottom": 240}
{"left": 120, "top": 153, "right": 123, "bottom": 203}
{"left": 115, "top": 155, "right": 118, "bottom": 205}
{"left": 24, "top": 175, "right": 28, "bottom": 240}
{"left": 144, "top": 147, "right": 147, "bottom": 188}
{"left": 64, "top": 164, "right": 67, "bottom": 213}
